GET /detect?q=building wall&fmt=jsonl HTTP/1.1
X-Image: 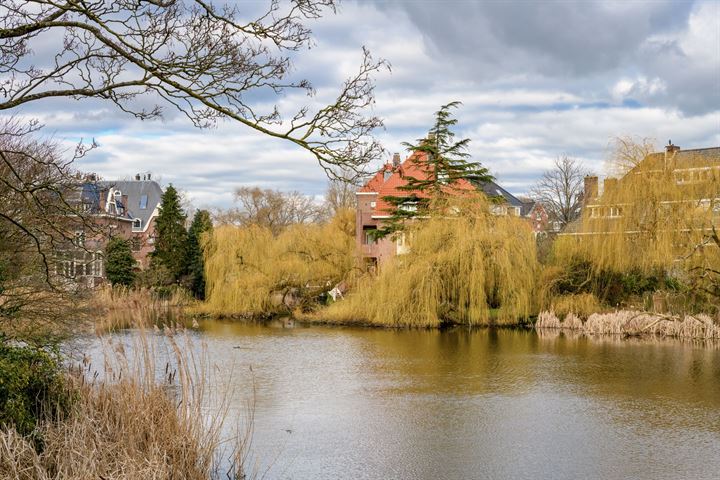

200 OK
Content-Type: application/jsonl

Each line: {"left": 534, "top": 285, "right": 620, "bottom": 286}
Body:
{"left": 526, "top": 203, "right": 549, "bottom": 234}
{"left": 356, "top": 193, "right": 397, "bottom": 268}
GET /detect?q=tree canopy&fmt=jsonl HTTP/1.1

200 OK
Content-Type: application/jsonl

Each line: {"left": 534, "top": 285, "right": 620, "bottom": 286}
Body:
{"left": 531, "top": 155, "right": 587, "bottom": 229}
{"left": 0, "top": 0, "right": 387, "bottom": 175}
{"left": 378, "top": 102, "right": 493, "bottom": 237}
{"left": 185, "top": 210, "right": 213, "bottom": 299}
{"left": 105, "top": 237, "right": 136, "bottom": 287}
{"left": 151, "top": 185, "right": 187, "bottom": 283}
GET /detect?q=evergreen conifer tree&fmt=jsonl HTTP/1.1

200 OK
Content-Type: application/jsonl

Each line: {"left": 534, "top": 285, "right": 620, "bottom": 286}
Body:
{"left": 151, "top": 185, "right": 187, "bottom": 283}
{"left": 185, "top": 210, "right": 213, "bottom": 299}
{"left": 105, "top": 237, "right": 136, "bottom": 286}
{"left": 377, "top": 102, "right": 494, "bottom": 237}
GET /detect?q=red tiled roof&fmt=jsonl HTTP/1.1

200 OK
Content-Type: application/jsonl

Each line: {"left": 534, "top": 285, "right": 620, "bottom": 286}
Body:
{"left": 360, "top": 151, "right": 475, "bottom": 217}
{"left": 358, "top": 164, "right": 392, "bottom": 193}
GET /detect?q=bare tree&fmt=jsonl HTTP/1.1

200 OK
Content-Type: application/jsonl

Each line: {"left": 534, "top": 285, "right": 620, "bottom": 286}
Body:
{"left": 606, "top": 135, "right": 656, "bottom": 176}
{"left": 217, "top": 186, "right": 324, "bottom": 235}
{"left": 324, "top": 166, "right": 362, "bottom": 214}
{"left": 0, "top": 1, "right": 388, "bottom": 176}
{"left": 0, "top": 118, "right": 95, "bottom": 339}
{"left": 531, "top": 155, "right": 588, "bottom": 229}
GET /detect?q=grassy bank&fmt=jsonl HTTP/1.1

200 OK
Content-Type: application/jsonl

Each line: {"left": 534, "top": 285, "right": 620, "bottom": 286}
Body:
{"left": 0, "top": 328, "right": 254, "bottom": 480}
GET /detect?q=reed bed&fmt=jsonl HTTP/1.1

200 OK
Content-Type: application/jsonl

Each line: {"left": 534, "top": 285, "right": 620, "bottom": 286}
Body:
{"left": 0, "top": 327, "right": 255, "bottom": 480}
{"left": 536, "top": 310, "right": 720, "bottom": 341}
{"left": 91, "top": 286, "right": 193, "bottom": 334}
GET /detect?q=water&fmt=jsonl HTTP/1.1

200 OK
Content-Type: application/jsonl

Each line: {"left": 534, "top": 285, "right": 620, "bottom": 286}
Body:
{"left": 85, "top": 320, "right": 720, "bottom": 479}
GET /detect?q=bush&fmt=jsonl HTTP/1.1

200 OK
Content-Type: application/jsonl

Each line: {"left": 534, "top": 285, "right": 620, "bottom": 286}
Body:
{"left": 0, "top": 343, "right": 72, "bottom": 437}
{"left": 549, "top": 257, "right": 664, "bottom": 308}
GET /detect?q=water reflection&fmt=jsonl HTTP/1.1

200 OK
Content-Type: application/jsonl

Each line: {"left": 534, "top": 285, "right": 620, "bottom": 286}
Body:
{"left": 86, "top": 320, "right": 720, "bottom": 479}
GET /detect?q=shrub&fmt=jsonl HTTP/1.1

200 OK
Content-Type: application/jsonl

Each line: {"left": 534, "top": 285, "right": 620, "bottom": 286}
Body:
{"left": 0, "top": 343, "right": 72, "bottom": 437}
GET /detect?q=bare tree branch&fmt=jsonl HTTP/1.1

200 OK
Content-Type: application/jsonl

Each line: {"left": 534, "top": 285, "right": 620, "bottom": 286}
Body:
{"left": 531, "top": 155, "right": 588, "bottom": 228}
{"left": 0, "top": 0, "right": 388, "bottom": 174}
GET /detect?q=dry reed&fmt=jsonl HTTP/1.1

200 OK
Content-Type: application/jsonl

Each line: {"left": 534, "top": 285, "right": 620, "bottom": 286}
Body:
{"left": 0, "top": 327, "right": 255, "bottom": 480}
{"left": 91, "top": 286, "right": 192, "bottom": 334}
{"left": 536, "top": 309, "right": 720, "bottom": 341}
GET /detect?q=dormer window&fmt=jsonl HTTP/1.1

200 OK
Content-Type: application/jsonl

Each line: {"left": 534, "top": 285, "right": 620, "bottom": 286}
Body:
{"left": 132, "top": 218, "right": 142, "bottom": 232}
{"left": 114, "top": 190, "right": 122, "bottom": 199}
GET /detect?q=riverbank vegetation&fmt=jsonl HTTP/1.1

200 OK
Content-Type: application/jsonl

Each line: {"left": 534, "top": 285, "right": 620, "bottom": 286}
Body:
{"left": 0, "top": 329, "right": 253, "bottom": 480}
{"left": 536, "top": 310, "right": 720, "bottom": 341}
{"left": 91, "top": 286, "right": 192, "bottom": 334}
{"left": 312, "top": 196, "right": 537, "bottom": 326}
{"left": 538, "top": 147, "right": 720, "bottom": 321}
{"left": 202, "top": 208, "right": 356, "bottom": 317}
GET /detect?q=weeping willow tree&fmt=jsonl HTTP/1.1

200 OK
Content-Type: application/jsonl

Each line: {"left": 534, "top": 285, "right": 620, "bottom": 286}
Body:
{"left": 202, "top": 209, "right": 356, "bottom": 316}
{"left": 552, "top": 148, "right": 720, "bottom": 311}
{"left": 317, "top": 194, "right": 538, "bottom": 327}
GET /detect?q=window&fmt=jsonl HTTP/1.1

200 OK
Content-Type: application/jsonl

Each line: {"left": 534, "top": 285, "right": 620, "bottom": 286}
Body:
{"left": 74, "top": 230, "right": 85, "bottom": 247}
{"left": 491, "top": 205, "right": 505, "bottom": 216}
{"left": 609, "top": 206, "right": 623, "bottom": 218}
{"left": 400, "top": 202, "right": 417, "bottom": 213}
{"left": 92, "top": 252, "right": 103, "bottom": 277}
{"left": 363, "top": 226, "right": 377, "bottom": 245}
{"left": 139, "top": 194, "right": 148, "bottom": 209}
{"left": 132, "top": 218, "right": 142, "bottom": 232}
{"left": 114, "top": 190, "right": 122, "bottom": 198}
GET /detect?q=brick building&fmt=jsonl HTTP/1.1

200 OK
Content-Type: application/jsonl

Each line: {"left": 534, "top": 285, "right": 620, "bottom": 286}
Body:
{"left": 59, "top": 174, "right": 163, "bottom": 285}
{"left": 356, "top": 151, "right": 532, "bottom": 268}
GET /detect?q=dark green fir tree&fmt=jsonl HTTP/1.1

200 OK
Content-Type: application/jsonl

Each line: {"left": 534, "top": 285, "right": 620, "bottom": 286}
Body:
{"left": 105, "top": 237, "right": 136, "bottom": 286}
{"left": 151, "top": 184, "right": 187, "bottom": 283}
{"left": 377, "top": 101, "right": 494, "bottom": 238}
{"left": 185, "top": 209, "right": 213, "bottom": 299}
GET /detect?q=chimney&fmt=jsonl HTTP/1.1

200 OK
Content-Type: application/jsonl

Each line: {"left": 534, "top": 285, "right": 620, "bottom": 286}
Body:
{"left": 665, "top": 140, "right": 680, "bottom": 155}
{"left": 135, "top": 174, "right": 141, "bottom": 181}
{"left": 584, "top": 176, "right": 598, "bottom": 205}
{"left": 147, "top": 173, "right": 152, "bottom": 180}
{"left": 665, "top": 140, "right": 680, "bottom": 168}
{"left": 603, "top": 177, "right": 618, "bottom": 195}
{"left": 392, "top": 152, "right": 401, "bottom": 168}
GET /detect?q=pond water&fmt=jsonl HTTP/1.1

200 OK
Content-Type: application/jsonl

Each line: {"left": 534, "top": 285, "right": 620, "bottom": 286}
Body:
{"left": 83, "top": 320, "right": 720, "bottom": 479}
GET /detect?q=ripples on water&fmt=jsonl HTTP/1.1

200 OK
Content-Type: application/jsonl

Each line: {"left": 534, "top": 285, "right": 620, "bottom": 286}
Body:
{"left": 76, "top": 321, "right": 720, "bottom": 480}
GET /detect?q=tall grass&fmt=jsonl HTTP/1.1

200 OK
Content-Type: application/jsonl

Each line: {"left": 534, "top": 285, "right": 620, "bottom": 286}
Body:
{"left": 313, "top": 196, "right": 538, "bottom": 327}
{"left": 0, "top": 327, "right": 255, "bottom": 479}
{"left": 92, "top": 286, "right": 192, "bottom": 334}
{"left": 536, "top": 310, "right": 720, "bottom": 341}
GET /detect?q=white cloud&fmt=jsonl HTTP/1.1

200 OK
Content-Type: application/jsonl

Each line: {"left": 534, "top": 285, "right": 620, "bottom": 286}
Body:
{"left": 6, "top": 0, "right": 718, "bottom": 209}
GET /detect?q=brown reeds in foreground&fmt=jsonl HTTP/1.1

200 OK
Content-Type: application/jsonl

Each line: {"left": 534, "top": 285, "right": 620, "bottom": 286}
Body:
{"left": 536, "top": 310, "right": 720, "bottom": 341}
{"left": 0, "top": 327, "right": 256, "bottom": 480}
{"left": 91, "top": 286, "right": 192, "bottom": 334}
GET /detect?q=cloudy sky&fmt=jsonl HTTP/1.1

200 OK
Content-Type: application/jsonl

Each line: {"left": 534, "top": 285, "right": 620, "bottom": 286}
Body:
{"left": 17, "top": 0, "right": 720, "bottom": 208}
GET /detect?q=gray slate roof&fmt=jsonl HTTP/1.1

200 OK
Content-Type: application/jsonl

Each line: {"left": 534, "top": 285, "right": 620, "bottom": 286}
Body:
{"left": 470, "top": 178, "right": 524, "bottom": 207}
{"left": 98, "top": 180, "right": 163, "bottom": 229}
